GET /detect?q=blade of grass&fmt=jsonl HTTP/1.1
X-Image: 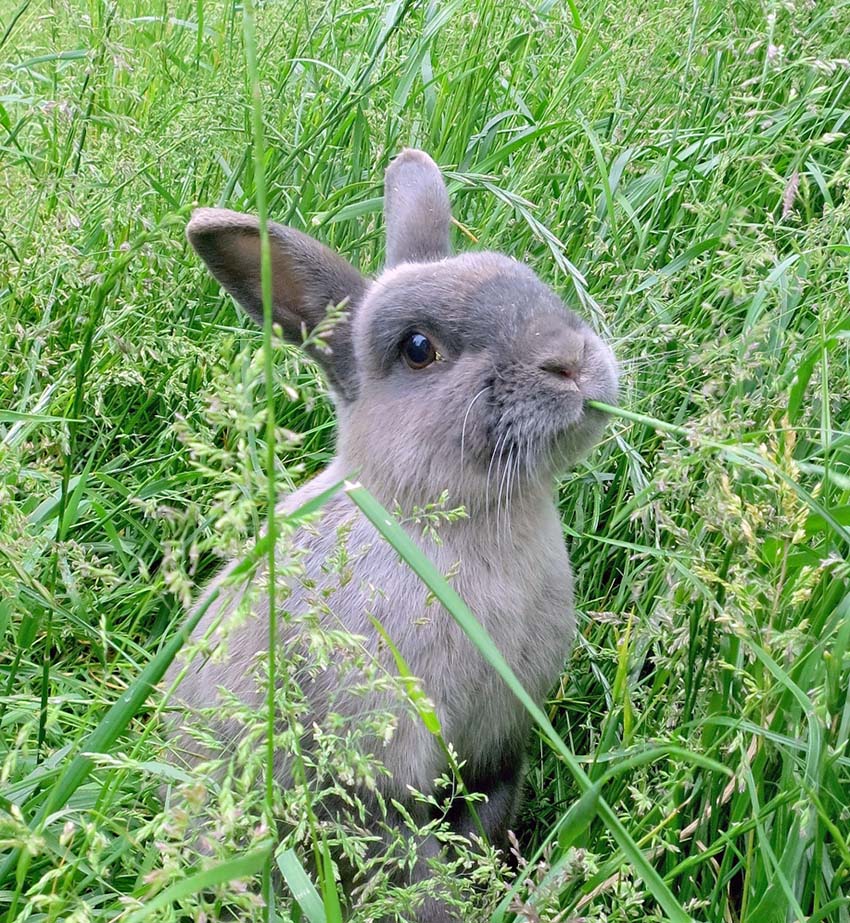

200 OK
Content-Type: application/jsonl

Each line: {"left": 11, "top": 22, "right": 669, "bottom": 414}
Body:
{"left": 346, "top": 482, "right": 693, "bottom": 923}
{"left": 277, "top": 848, "right": 328, "bottom": 923}
{"left": 587, "top": 401, "right": 850, "bottom": 548}
{"left": 0, "top": 410, "right": 82, "bottom": 424}
{"left": 125, "top": 840, "right": 274, "bottom": 923}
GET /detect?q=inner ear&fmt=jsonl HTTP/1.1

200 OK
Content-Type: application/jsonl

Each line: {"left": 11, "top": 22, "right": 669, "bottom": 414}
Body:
{"left": 384, "top": 149, "right": 452, "bottom": 268}
{"left": 187, "top": 208, "right": 366, "bottom": 402}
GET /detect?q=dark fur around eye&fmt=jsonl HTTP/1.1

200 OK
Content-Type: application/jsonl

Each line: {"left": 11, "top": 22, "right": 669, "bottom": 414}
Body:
{"left": 401, "top": 331, "right": 437, "bottom": 369}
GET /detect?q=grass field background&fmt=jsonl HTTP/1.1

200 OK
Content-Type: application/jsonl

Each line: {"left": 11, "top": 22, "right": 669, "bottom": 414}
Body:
{"left": 1, "top": 0, "right": 849, "bottom": 920}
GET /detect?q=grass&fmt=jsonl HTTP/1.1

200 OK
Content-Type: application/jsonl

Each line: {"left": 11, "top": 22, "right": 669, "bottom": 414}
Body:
{"left": 1, "top": 0, "right": 849, "bottom": 920}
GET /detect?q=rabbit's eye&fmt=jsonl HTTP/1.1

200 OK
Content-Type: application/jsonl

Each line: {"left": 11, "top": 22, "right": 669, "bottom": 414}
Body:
{"left": 401, "top": 332, "right": 437, "bottom": 369}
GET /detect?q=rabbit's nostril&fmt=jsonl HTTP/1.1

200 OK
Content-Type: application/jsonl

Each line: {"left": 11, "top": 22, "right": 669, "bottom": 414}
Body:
{"left": 540, "top": 359, "right": 580, "bottom": 377}
{"left": 540, "top": 361, "right": 582, "bottom": 390}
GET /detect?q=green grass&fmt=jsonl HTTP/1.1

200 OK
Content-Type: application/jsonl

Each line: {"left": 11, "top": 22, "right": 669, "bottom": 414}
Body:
{"left": 1, "top": 0, "right": 849, "bottom": 920}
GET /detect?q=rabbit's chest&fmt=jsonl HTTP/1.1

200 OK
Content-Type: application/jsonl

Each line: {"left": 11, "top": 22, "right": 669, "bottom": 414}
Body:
{"left": 394, "top": 519, "right": 575, "bottom": 776}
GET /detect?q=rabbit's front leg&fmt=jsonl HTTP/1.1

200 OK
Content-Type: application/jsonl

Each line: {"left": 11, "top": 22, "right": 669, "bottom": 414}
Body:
{"left": 446, "top": 750, "right": 526, "bottom": 854}
{"left": 465, "top": 766, "right": 525, "bottom": 852}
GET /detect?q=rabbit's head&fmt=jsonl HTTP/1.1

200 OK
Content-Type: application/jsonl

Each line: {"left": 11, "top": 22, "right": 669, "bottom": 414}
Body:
{"left": 187, "top": 150, "right": 617, "bottom": 510}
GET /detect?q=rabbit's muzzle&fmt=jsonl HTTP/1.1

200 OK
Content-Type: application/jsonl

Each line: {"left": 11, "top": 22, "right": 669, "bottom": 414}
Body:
{"left": 478, "top": 322, "right": 617, "bottom": 483}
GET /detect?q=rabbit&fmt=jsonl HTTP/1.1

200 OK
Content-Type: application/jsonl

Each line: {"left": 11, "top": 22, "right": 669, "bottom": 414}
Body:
{"left": 164, "top": 149, "right": 618, "bottom": 920}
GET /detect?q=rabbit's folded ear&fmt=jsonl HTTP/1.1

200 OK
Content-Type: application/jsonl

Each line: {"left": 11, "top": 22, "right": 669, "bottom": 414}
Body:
{"left": 384, "top": 149, "right": 452, "bottom": 268}
{"left": 187, "top": 208, "right": 365, "bottom": 402}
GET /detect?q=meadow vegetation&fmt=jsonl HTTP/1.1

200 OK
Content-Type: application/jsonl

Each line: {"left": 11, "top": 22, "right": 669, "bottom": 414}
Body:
{"left": 1, "top": 0, "right": 849, "bottom": 920}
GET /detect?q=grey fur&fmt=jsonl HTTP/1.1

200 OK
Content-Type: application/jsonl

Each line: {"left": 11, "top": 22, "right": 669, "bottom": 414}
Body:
{"left": 167, "top": 149, "right": 618, "bottom": 921}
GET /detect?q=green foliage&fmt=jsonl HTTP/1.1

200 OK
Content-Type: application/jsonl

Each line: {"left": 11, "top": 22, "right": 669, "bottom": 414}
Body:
{"left": 1, "top": 0, "right": 849, "bottom": 920}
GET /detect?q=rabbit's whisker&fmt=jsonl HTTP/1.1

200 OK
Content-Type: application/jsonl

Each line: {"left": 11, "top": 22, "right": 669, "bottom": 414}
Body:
{"left": 497, "top": 438, "right": 515, "bottom": 551}
{"left": 503, "top": 443, "right": 519, "bottom": 550}
{"left": 485, "top": 428, "right": 508, "bottom": 536}
{"left": 494, "top": 434, "right": 511, "bottom": 548}
{"left": 460, "top": 385, "right": 491, "bottom": 483}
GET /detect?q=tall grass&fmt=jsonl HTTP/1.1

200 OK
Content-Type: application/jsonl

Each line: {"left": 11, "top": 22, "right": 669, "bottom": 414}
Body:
{"left": 1, "top": 0, "right": 848, "bottom": 921}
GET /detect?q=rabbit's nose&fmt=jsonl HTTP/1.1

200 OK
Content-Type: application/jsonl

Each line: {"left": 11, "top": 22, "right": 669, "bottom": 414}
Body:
{"left": 538, "top": 336, "right": 586, "bottom": 390}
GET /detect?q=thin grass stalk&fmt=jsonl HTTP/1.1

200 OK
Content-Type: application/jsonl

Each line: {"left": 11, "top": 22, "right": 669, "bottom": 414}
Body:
{"left": 587, "top": 401, "right": 850, "bottom": 547}
{"left": 240, "top": 0, "right": 280, "bottom": 914}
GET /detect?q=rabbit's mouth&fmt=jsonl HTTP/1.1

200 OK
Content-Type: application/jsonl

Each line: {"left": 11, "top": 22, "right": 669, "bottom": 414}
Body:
{"left": 477, "top": 359, "right": 614, "bottom": 487}
{"left": 492, "top": 412, "right": 594, "bottom": 479}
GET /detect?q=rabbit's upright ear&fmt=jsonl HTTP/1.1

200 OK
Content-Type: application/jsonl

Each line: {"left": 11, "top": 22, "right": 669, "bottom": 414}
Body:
{"left": 187, "top": 209, "right": 366, "bottom": 401}
{"left": 384, "top": 149, "right": 451, "bottom": 268}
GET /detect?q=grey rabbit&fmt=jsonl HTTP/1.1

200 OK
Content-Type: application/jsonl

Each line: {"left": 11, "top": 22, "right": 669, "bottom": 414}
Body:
{"left": 164, "top": 149, "right": 618, "bottom": 920}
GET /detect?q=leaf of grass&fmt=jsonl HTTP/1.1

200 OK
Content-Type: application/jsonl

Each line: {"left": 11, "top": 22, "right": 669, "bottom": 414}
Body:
{"left": 277, "top": 848, "right": 328, "bottom": 923}
{"left": 0, "top": 410, "right": 82, "bottom": 424}
{"left": 321, "top": 839, "right": 344, "bottom": 923}
{"left": 369, "top": 613, "right": 443, "bottom": 735}
{"left": 125, "top": 841, "right": 273, "bottom": 923}
{"left": 346, "top": 482, "right": 693, "bottom": 923}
